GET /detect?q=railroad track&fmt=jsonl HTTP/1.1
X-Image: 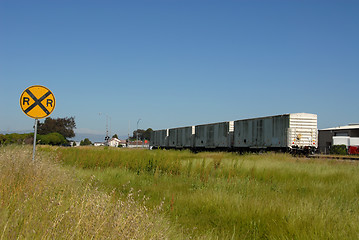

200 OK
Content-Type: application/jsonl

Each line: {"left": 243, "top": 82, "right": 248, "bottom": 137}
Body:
{"left": 308, "top": 154, "right": 359, "bottom": 161}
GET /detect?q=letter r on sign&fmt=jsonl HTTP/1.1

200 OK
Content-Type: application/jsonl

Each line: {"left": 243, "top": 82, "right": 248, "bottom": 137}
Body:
{"left": 23, "top": 97, "right": 30, "bottom": 105}
{"left": 47, "top": 99, "right": 53, "bottom": 107}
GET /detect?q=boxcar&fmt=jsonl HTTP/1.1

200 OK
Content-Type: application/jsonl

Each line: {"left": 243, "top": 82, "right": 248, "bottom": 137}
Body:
{"left": 150, "top": 113, "right": 317, "bottom": 154}
{"left": 150, "top": 129, "right": 168, "bottom": 148}
{"left": 176, "top": 126, "right": 195, "bottom": 148}
{"left": 233, "top": 113, "right": 317, "bottom": 153}
{"left": 167, "top": 126, "right": 195, "bottom": 148}
{"left": 194, "top": 121, "right": 233, "bottom": 150}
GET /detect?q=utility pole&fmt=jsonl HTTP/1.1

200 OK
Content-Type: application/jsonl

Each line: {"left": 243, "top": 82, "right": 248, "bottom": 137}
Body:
{"left": 137, "top": 118, "right": 141, "bottom": 148}
{"left": 128, "top": 120, "right": 130, "bottom": 148}
{"left": 99, "top": 113, "right": 110, "bottom": 145}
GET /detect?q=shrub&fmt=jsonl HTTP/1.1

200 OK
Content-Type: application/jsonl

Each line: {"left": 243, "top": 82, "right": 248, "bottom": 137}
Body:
{"left": 330, "top": 145, "right": 347, "bottom": 155}
{"left": 0, "top": 133, "right": 33, "bottom": 145}
{"left": 37, "top": 132, "right": 67, "bottom": 146}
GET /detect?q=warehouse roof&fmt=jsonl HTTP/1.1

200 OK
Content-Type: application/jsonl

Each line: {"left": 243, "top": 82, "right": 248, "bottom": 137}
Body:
{"left": 320, "top": 124, "right": 359, "bottom": 131}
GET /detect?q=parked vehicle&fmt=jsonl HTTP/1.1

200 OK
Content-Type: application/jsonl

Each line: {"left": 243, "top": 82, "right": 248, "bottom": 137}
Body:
{"left": 348, "top": 146, "right": 359, "bottom": 155}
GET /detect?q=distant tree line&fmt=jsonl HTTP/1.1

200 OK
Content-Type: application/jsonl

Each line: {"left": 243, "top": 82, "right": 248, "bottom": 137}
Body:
{"left": 0, "top": 133, "right": 34, "bottom": 145}
{"left": 0, "top": 132, "right": 68, "bottom": 146}
{"left": 1, "top": 117, "right": 155, "bottom": 146}
{"left": 80, "top": 138, "right": 92, "bottom": 146}
{"left": 37, "top": 117, "right": 76, "bottom": 139}
{"left": 130, "top": 128, "right": 153, "bottom": 141}
{"left": 0, "top": 117, "right": 76, "bottom": 146}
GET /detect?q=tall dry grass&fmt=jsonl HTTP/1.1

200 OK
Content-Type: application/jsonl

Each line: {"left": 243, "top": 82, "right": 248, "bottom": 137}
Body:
{"left": 51, "top": 147, "right": 359, "bottom": 239}
{"left": 0, "top": 145, "right": 181, "bottom": 239}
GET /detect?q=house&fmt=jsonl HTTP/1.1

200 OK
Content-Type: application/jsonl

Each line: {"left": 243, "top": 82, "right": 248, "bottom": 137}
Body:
{"left": 108, "top": 138, "right": 126, "bottom": 147}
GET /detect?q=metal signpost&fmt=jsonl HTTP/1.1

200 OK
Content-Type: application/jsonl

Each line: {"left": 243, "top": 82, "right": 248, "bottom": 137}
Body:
{"left": 20, "top": 85, "right": 56, "bottom": 161}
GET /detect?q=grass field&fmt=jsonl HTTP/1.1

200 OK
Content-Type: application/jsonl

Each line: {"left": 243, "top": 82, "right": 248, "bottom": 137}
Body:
{"left": 0, "top": 146, "right": 181, "bottom": 239}
{"left": 2, "top": 145, "right": 359, "bottom": 239}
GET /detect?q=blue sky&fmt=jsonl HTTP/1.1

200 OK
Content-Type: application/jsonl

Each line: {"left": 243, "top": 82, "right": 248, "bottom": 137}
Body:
{"left": 1, "top": 0, "right": 358, "bottom": 141}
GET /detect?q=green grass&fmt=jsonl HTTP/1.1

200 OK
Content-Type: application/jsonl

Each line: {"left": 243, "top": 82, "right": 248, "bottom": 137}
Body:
{"left": 0, "top": 145, "right": 181, "bottom": 239}
{"left": 4, "top": 145, "right": 358, "bottom": 239}
{"left": 45, "top": 146, "right": 359, "bottom": 239}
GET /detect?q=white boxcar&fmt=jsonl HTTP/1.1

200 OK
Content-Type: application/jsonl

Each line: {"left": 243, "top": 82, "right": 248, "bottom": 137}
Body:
{"left": 288, "top": 113, "right": 318, "bottom": 150}
{"left": 233, "top": 113, "right": 317, "bottom": 151}
{"left": 195, "top": 121, "right": 233, "bottom": 149}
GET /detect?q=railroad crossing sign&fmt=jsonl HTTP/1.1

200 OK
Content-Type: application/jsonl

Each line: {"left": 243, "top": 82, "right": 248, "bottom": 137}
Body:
{"left": 20, "top": 85, "right": 56, "bottom": 119}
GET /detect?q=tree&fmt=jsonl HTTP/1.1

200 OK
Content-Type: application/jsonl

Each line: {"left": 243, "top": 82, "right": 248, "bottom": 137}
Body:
{"left": 38, "top": 133, "right": 67, "bottom": 146}
{"left": 131, "top": 128, "right": 153, "bottom": 140}
{"left": 132, "top": 129, "right": 145, "bottom": 140}
{"left": 143, "top": 128, "right": 153, "bottom": 140}
{"left": 38, "top": 117, "right": 76, "bottom": 139}
{"left": 0, "top": 133, "right": 33, "bottom": 145}
{"left": 80, "top": 138, "right": 92, "bottom": 146}
{"left": 112, "top": 134, "right": 119, "bottom": 139}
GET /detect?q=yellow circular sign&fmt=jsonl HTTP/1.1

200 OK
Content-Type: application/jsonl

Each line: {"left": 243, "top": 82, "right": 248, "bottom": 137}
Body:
{"left": 20, "top": 85, "right": 56, "bottom": 119}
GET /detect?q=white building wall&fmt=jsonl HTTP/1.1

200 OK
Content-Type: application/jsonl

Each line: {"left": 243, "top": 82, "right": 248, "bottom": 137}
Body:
{"left": 332, "top": 136, "right": 359, "bottom": 147}
{"left": 349, "top": 138, "right": 359, "bottom": 146}
{"left": 333, "top": 136, "right": 350, "bottom": 146}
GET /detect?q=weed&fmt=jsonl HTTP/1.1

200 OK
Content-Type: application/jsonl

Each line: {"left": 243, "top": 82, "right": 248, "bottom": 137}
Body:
{"left": 0, "top": 145, "right": 182, "bottom": 239}
{"left": 34, "top": 146, "right": 359, "bottom": 239}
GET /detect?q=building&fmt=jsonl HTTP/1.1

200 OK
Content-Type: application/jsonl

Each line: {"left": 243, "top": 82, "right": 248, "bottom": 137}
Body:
{"left": 71, "top": 141, "right": 80, "bottom": 147}
{"left": 92, "top": 139, "right": 149, "bottom": 148}
{"left": 318, "top": 124, "right": 359, "bottom": 154}
{"left": 108, "top": 138, "right": 127, "bottom": 147}
{"left": 127, "top": 140, "right": 150, "bottom": 148}
{"left": 93, "top": 142, "right": 105, "bottom": 147}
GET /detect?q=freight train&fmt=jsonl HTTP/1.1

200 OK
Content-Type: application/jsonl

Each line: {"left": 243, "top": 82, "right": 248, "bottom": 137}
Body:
{"left": 150, "top": 113, "right": 318, "bottom": 154}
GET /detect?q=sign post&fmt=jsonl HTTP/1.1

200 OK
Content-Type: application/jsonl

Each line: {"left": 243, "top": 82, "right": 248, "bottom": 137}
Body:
{"left": 32, "top": 119, "right": 38, "bottom": 161}
{"left": 20, "top": 85, "right": 56, "bottom": 161}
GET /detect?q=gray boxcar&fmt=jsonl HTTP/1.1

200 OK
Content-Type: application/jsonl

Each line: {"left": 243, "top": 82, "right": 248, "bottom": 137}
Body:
{"left": 195, "top": 121, "right": 233, "bottom": 149}
{"left": 150, "top": 131, "right": 158, "bottom": 147}
{"left": 167, "top": 126, "right": 195, "bottom": 148}
{"left": 150, "top": 129, "right": 168, "bottom": 148}
{"left": 150, "top": 113, "right": 317, "bottom": 153}
{"left": 176, "top": 126, "right": 195, "bottom": 148}
{"left": 168, "top": 128, "right": 177, "bottom": 148}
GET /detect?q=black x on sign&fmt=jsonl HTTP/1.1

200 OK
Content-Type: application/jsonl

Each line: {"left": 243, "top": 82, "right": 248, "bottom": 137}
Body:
{"left": 20, "top": 85, "right": 56, "bottom": 119}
